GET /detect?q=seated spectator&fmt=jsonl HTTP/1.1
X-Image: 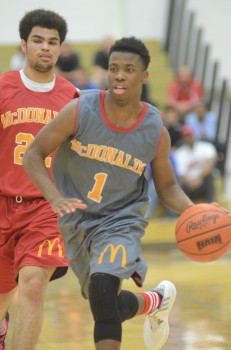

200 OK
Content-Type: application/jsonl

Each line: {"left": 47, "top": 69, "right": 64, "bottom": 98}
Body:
{"left": 167, "top": 66, "right": 203, "bottom": 118}
{"left": 145, "top": 152, "right": 179, "bottom": 219}
{"left": 71, "top": 67, "right": 100, "bottom": 90}
{"left": 174, "top": 125, "right": 218, "bottom": 203}
{"left": 91, "top": 36, "right": 114, "bottom": 88}
{"left": 185, "top": 100, "right": 226, "bottom": 175}
{"left": 162, "top": 106, "right": 183, "bottom": 149}
{"left": 55, "top": 42, "right": 81, "bottom": 81}
{"left": 10, "top": 45, "right": 26, "bottom": 70}
{"left": 185, "top": 99, "right": 217, "bottom": 142}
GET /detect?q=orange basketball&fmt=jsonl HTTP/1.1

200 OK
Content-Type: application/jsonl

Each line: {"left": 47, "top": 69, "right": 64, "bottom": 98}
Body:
{"left": 175, "top": 203, "right": 231, "bottom": 262}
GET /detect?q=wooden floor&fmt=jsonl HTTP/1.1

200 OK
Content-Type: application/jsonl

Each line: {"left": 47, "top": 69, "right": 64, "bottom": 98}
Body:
{"left": 6, "top": 217, "right": 231, "bottom": 350}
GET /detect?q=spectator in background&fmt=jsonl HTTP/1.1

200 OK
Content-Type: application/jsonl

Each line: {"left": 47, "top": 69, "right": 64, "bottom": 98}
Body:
{"left": 145, "top": 152, "right": 179, "bottom": 219}
{"left": 184, "top": 99, "right": 217, "bottom": 142}
{"left": 93, "top": 36, "right": 114, "bottom": 70}
{"left": 167, "top": 66, "right": 203, "bottom": 118}
{"left": 9, "top": 46, "right": 26, "bottom": 70}
{"left": 174, "top": 125, "right": 218, "bottom": 203}
{"left": 91, "top": 36, "right": 114, "bottom": 88}
{"left": 162, "top": 106, "right": 183, "bottom": 149}
{"left": 55, "top": 42, "right": 81, "bottom": 81}
{"left": 71, "top": 67, "right": 100, "bottom": 90}
{"left": 184, "top": 100, "right": 226, "bottom": 175}
{"left": 145, "top": 106, "right": 183, "bottom": 219}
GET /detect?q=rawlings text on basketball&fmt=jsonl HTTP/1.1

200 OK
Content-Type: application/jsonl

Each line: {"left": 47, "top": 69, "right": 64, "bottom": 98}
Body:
{"left": 186, "top": 214, "right": 219, "bottom": 232}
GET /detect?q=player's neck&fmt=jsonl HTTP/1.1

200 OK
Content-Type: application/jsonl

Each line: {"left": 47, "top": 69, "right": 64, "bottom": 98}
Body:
{"left": 22, "top": 67, "right": 55, "bottom": 84}
{"left": 105, "top": 97, "right": 144, "bottom": 128}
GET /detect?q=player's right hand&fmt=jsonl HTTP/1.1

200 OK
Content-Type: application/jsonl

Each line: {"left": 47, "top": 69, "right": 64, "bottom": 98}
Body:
{"left": 51, "top": 197, "right": 87, "bottom": 217}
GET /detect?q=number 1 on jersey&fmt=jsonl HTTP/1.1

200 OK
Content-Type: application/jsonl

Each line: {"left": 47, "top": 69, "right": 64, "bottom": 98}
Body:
{"left": 88, "top": 172, "right": 108, "bottom": 203}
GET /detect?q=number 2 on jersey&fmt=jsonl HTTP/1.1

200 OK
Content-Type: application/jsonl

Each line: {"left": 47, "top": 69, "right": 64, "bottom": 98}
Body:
{"left": 88, "top": 172, "right": 108, "bottom": 203}
{"left": 14, "top": 132, "right": 51, "bottom": 167}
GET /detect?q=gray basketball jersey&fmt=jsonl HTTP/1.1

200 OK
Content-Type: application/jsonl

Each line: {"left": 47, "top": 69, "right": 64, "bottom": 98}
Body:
{"left": 53, "top": 90, "right": 163, "bottom": 216}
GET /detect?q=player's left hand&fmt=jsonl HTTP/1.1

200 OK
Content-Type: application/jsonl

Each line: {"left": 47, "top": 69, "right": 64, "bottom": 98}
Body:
{"left": 211, "top": 202, "right": 231, "bottom": 217}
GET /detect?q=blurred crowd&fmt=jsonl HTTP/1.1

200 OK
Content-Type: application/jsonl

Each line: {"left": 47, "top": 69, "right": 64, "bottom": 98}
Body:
{"left": 146, "top": 65, "right": 225, "bottom": 218}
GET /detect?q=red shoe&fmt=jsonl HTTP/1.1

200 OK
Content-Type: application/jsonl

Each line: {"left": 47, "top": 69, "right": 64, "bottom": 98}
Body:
{"left": 0, "top": 313, "right": 9, "bottom": 350}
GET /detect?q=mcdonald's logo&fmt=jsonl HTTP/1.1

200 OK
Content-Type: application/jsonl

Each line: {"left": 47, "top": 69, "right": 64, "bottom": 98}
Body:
{"left": 38, "top": 238, "right": 64, "bottom": 258}
{"left": 98, "top": 244, "right": 127, "bottom": 269}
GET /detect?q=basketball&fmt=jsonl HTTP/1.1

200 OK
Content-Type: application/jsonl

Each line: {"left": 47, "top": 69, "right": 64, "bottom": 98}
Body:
{"left": 175, "top": 203, "right": 231, "bottom": 262}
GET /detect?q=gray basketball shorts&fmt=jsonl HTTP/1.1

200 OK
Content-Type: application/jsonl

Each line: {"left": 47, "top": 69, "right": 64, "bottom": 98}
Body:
{"left": 59, "top": 209, "right": 148, "bottom": 299}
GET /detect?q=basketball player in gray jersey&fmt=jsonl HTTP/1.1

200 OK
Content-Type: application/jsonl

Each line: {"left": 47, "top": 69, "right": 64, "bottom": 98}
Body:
{"left": 24, "top": 37, "right": 194, "bottom": 350}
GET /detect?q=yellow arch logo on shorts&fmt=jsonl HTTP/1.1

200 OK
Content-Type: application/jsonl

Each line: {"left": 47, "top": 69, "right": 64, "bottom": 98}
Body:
{"left": 98, "top": 244, "right": 127, "bottom": 269}
{"left": 38, "top": 238, "right": 64, "bottom": 258}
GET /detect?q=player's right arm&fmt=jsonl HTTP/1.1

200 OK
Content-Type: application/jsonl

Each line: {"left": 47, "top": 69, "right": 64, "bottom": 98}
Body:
{"left": 23, "top": 98, "right": 87, "bottom": 216}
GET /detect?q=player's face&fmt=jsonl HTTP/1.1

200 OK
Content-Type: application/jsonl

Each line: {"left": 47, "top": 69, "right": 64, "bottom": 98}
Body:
{"left": 108, "top": 52, "right": 148, "bottom": 101}
{"left": 21, "top": 26, "right": 61, "bottom": 73}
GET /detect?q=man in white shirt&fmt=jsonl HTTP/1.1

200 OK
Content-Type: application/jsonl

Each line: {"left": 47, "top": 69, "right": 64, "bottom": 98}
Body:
{"left": 174, "top": 125, "right": 218, "bottom": 202}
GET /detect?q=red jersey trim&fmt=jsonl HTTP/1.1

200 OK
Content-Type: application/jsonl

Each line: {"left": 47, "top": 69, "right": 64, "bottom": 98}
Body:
{"left": 72, "top": 98, "right": 79, "bottom": 134}
{"left": 154, "top": 122, "right": 164, "bottom": 158}
{"left": 100, "top": 90, "right": 148, "bottom": 133}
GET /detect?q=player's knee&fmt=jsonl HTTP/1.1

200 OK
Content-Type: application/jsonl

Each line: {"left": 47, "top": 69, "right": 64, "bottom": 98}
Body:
{"left": 118, "top": 290, "right": 139, "bottom": 322}
{"left": 18, "top": 268, "right": 52, "bottom": 305}
{"left": 88, "top": 273, "right": 122, "bottom": 342}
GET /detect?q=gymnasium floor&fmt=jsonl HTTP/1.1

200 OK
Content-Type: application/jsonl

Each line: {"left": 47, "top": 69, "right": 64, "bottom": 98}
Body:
{"left": 6, "top": 218, "right": 231, "bottom": 350}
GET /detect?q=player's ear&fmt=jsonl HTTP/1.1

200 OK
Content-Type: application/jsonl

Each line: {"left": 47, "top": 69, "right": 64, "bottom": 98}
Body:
{"left": 58, "top": 45, "right": 62, "bottom": 57}
{"left": 21, "top": 39, "right": 27, "bottom": 54}
{"left": 142, "top": 70, "right": 149, "bottom": 84}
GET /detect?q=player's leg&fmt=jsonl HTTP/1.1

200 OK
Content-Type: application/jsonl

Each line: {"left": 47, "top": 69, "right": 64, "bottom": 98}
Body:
{"left": 88, "top": 273, "right": 121, "bottom": 350}
{"left": 12, "top": 198, "right": 68, "bottom": 350}
{"left": 12, "top": 266, "right": 55, "bottom": 350}
{"left": 88, "top": 276, "right": 176, "bottom": 350}
{"left": 118, "top": 281, "right": 176, "bottom": 350}
{"left": 0, "top": 195, "right": 19, "bottom": 350}
{"left": 0, "top": 289, "right": 17, "bottom": 350}
{"left": 118, "top": 288, "right": 162, "bottom": 321}
{"left": 87, "top": 217, "right": 176, "bottom": 349}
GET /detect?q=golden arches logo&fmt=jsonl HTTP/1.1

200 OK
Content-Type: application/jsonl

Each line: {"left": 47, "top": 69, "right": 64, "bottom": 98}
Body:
{"left": 98, "top": 244, "right": 127, "bottom": 269}
{"left": 38, "top": 238, "right": 64, "bottom": 258}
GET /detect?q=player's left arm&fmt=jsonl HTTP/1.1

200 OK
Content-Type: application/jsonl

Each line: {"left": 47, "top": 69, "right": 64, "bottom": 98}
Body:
{"left": 150, "top": 127, "right": 193, "bottom": 214}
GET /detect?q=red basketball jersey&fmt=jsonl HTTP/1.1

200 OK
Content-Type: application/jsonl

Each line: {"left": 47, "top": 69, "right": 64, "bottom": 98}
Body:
{"left": 0, "top": 71, "right": 79, "bottom": 197}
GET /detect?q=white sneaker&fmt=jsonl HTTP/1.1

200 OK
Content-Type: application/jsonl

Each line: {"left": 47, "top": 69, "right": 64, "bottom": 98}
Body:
{"left": 143, "top": 280, "right": 176, "bottom": 350}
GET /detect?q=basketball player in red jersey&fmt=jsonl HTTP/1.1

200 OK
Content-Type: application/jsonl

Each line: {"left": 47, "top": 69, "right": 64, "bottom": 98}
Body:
{"left": 0, "top": 9, "right": 84, "bottom": 350}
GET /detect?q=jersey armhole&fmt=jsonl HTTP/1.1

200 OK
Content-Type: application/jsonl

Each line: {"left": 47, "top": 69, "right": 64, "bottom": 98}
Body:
{"left": 153, "top": 121, "right": 164, "bottom": 159}
{"left": 72, "top": 98, "right": 79, "bottom": 134}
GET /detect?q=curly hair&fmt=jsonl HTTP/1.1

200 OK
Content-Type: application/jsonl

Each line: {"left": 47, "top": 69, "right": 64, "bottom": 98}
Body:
{"left": 19, "top": 8, "right": 68, "bottom": 43}
{"left": 109, "top": 36, "right": 150, "bottom": 70}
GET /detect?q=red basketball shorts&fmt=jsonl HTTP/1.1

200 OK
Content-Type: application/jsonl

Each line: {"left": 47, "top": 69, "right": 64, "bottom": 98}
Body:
{"left": 0, "top": 195, "right": 68, "bottom": 293}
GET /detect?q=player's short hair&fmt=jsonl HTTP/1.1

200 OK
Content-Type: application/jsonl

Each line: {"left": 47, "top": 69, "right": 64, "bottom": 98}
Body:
{"left": 19, "top": 8, "right": 68, "bottom": 43}
{"left": 109, "top": 36, "right": 150, "bottom": 70}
